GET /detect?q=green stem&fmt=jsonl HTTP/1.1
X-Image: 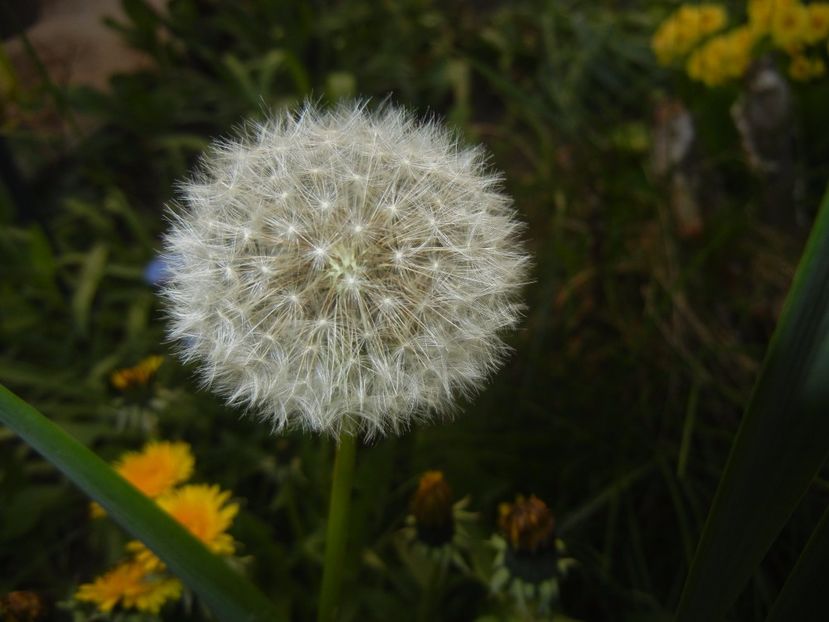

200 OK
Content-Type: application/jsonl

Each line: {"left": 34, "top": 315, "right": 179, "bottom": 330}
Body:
{"left": 317, "top": 433, "right": 358, "bottom": 622}
{"left": 417, "top": 559, "right": 445, "bottom": 622}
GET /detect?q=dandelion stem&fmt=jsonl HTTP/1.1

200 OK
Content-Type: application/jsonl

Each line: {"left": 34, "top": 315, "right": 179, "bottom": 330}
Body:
{"left": 318, "top": 433, "right": 358, "bottom": 622}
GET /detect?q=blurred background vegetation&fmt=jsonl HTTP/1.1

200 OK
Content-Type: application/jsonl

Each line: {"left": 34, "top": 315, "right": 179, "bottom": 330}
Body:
{"left": 2, "top": 0, "right": 829, "bottom": 620}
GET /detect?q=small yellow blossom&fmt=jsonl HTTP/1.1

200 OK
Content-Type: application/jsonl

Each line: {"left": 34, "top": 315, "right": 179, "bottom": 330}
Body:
{"left": 116, "top": 441, "right": 195, "bottom": 497}
{"left": 748, "top": 0, "right": 797, "bottom": 35}
{"left": 686, "top": 26, "right": 756, "bottom": 86}
{"left": 91, "top": 441, "right": 194, "bottom": 517}
{"left": 770, "top": 2, "right": 810, "bottom": 51}
{"left": 804, "top": 3, "right": 829, "bottom": 43}
{"left": 75, "top": 561, "right": 182, "bottom": 614}
{"left": 652, "top": 4, "right": 728, "bottom": 65}
{"left": 128, "top": 484, "right": 239, "bottom": 571}
{"left": 789, "top": 53, "right": 826, "bottom": 80}
{"left": 110, "top": 355, "right": 164, "bottom": 391}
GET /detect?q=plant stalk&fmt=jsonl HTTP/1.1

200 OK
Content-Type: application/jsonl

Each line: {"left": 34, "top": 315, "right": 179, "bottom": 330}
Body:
{"left": 317, "top": 433, "right": 358, "bottom": 622}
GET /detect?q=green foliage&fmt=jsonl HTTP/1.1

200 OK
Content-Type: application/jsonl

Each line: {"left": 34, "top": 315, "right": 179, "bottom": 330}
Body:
{"left": 1, "top": 0, "right": 829, "bottom": 620}
{"left": 676, "top": 189, "right": 829, "bottom": 620}
{"left": 0, "top": 385, "right": 282, "bottom": 622}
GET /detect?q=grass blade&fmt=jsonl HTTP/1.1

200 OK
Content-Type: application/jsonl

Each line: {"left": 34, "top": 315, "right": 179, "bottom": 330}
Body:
{"left": 676, "top": 188, "right": 829, "bottom": 621}
{"left": 0, "top": 384, "right": 283, "bottom": 622}
{"left": 766, "top": 503, "right": 829, "bottom": 622}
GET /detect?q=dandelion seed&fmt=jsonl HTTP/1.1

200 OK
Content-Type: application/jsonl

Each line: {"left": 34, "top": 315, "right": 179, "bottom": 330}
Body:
{"left": 162, "top": 101, "right": 530, "bottom": 438}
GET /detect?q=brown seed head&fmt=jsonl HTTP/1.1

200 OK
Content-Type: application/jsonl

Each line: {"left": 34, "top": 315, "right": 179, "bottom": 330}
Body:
{"left": 0, "top": 591, "right": 46, "bottom": 622}
{"left": 410, "top": 470, "right": 454, "bottom": 528}
{"left": 498, "top": 494, "right": 555, "bottom": 553}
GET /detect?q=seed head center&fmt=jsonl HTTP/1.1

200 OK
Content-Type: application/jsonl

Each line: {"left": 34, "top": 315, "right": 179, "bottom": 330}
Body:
{"left": 327, "top": 246, "right": 364, "bottom": 291}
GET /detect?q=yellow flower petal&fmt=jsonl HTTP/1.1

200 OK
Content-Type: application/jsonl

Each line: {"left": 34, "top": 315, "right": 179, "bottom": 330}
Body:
{"left": 124, "top": 576, "right": 182, "bottom": 614}
{"left": 110, "top": 355, "right": 164, "bottom": 391}
{"left": 770, "top": 2, "right": 809, "bottom": 51}
{"left": 686, "top": 26, "right": 756, "bottom": 86}
{"left": 789, "top": 54, "right": 826, "bottom": 80}
{"left": 91, "top": 440, "right": 194, "bottom": 519}
{"left": 75, "top": 561, "right": 182, "bottom": 614}
{"left": 805, "top": 4, "right": 829, "bottom": 43}
{"left": 117, "top": 440, "right": 195, "bottom": 498}
{"left": 749, "top": 0, "right": 797, "bottom": 34}
{"left": 128, "top": 484, "right": 240, "bottom": 571}
{"left": 652, "top": 3, "right": 728, "bottom": 65}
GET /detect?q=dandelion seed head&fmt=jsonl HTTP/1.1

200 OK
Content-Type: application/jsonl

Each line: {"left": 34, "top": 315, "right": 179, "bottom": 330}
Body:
{"left": 162, "top": 101, "right": 530, "bottom": 438}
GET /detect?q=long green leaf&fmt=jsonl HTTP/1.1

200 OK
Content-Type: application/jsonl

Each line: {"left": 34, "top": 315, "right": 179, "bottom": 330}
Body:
{"left": 0, "top": 384, "right": 283, "bottom": 622}
{"left": 766, "top": 335, "right": 829, "bottom": 620}
{"left": 676, "top": 189, "right": 829, "bottom": 621}
{"left": 766, "top": 503, "right": 829, "bottom": 622}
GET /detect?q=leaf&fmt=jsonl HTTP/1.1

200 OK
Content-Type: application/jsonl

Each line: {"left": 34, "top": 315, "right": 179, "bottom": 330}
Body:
{"left": 26, "top": 225, "right": 59, "bottom": 296}
{"left": 766, "top": 504, "right": 829, "bottom": 622}
{"left": 103, "top": 189, "right": 153, "bottom": 251}
{"left": 71, "top": 244, "right": 109, "bottom": 335}
{"left": 676, "top": 189, "right": 829, "bottom": 621}
{"left": 0, "top": 384, "right": 283, "bottom": 622}
{"left": 558, "top": 461, "right": 654, "bottom": 534}
{"left": 222, "top": 54, "right": 258, "bottom": 106}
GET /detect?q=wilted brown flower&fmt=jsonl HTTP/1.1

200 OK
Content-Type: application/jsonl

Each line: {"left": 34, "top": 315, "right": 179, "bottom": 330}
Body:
{"left": 0, "top": 591, "right": 46, "bottom": 622}
{"left": 498, "top": 494, "right": 555, "bottom": 553}
{"left": 410, "top": 470, "right": 454, "bottom": 546}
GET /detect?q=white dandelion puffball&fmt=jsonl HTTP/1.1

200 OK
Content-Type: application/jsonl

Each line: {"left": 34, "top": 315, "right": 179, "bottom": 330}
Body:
{"left": 162, "top": 101, "right": 530, "bottom": 438}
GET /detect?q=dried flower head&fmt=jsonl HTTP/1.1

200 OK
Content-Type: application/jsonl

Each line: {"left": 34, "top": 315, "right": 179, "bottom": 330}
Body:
{"left": 498, "top": 494, "right": 555, "bottom": 553}
{"left": 410, "top": 470, "right": 455, "bottom": 545}
{"left": 491, "top": 494, "right": 574, "bottom": 611}
{"left": 0, "top": 590, "right": 46, "bottom": 622}
{"left": 162, "top": 101, "right": 530, "bottom": 437}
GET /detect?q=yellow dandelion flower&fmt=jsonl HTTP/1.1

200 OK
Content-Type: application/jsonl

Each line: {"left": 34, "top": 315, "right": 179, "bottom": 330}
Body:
{"left": 749, "top": 0, "right": 797, "bottom": 35}
{"left": 75, "top": 561, "right": 182, "bottom": 614}
{"left": 117, "top": 441, "right": 195, "bottom": 498}
{"left": 789, "top": 53, "right": 826, "bottom": 80}
{"left": 128, "top": 484, "right": 239, "bottom": 571}
{"left": 91, "top": 441, "right": 195, "bottom": 517}
{"left": 122, "top": 575, "right": 181, "bottom": 614}
{"left": 110, "top": 355, "right": 164, "bottom": 391}
{"left": 652, "top": 4, "right": 728, "bottom": 65}
{"left": 804, "top": 3, "right": 829, "bottom": 43}
{"left": 698, "top": 5, "right": 728, "bottom": 32}
{"left": 770, "top": 2, "right": 809, "bottom": 51}
{"left": 686, "top": 26, "right": 756, "bottom": 86}
{"left": 652, "top": 21, "right": 686, "bottom": 65}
